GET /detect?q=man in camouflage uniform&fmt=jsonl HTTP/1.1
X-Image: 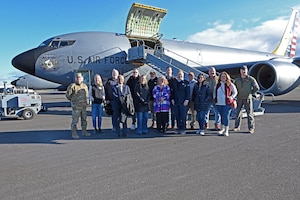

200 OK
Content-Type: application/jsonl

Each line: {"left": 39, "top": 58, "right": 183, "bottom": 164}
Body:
{"left": 66, "top": 73, "right": 91, "bottom": 139}
{"left": 233, "top": 65, "right": 260, "bottom": 134}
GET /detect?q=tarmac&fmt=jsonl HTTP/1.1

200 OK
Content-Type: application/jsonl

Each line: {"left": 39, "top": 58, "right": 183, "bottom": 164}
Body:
{"left": 0, "top": 87, "right": 299, "bottom": 200}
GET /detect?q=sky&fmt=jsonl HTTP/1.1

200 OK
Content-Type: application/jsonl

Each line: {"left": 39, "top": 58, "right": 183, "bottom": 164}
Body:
{"left": 1, "top": 0, "right": 300, "bottom": 84}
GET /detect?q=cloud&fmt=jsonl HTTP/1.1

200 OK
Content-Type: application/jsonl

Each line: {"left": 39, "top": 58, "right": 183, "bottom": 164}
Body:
{"left": 187, "top": 15, "right": 300, "bottom": 55}
{"left": 0, "top": 71, "right": 25, "bottom": 86}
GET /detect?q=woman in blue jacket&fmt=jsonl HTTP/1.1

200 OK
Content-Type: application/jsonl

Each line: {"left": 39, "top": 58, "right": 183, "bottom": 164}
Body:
{"left": 192, "top": 73, "right": 210, "bottom": 135}
{"left": 134, "top": 75, "right": 150, "bottom": 135}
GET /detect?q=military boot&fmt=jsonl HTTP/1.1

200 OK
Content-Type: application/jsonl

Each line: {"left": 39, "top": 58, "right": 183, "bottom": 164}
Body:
{"left": 71, "top": 128, "right": 79, "bottom": 139}
{"left": 82, "top": 128, "right": 91, "bottom": 136}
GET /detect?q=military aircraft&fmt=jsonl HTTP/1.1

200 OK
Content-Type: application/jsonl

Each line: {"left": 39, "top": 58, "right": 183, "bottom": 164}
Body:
{"left": 12, "top": 3, "right": 300, "bottom": 96}
{"left": 11, "top": 74, "right": 64, "bottom": 90}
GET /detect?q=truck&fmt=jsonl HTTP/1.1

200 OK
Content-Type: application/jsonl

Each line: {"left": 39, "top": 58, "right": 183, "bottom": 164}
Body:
{"left": 0, "top": 81, "right": 42, "bottom": 120}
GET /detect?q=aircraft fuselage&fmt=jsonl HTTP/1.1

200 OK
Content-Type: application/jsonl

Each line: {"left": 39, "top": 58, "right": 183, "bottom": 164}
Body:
{"left": 12, "top": 31, "right": 300, "bottom": 96}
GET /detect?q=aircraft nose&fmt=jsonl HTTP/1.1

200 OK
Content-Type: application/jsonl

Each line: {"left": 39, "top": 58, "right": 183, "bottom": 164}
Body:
{"left": 12, "top": 48, "right": 38, "bottom": 75}
{"left": 10, "top": 78, "right": 19, "bottom": 86}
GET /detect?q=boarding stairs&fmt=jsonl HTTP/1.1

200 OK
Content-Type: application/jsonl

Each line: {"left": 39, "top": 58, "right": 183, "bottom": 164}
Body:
{"left": 128, "top": 44, "right": 207, "bottom": 77}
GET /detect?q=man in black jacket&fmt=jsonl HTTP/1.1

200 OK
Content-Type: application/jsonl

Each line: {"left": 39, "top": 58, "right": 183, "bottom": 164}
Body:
{"left": 166, "top": 66, "right": 176, "bottom": 129}
{"left": 104, "top": 69, "right": 119, "bottom": 131}
{"left": 112, "top": 75, "right": 133, "bottom": 137}
{"left": 126, "top": 68, "right": 140, "bottom": 130}
{"left": 171, "top": 70, "right": 190, "bottom": 134}
{"left": 147, "top": 71, "right": 158, "bottom": 128}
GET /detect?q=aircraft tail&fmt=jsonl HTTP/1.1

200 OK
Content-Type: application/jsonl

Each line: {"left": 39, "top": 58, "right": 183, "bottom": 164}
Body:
{"left": 272, "top": 9, "right": 299, "bottom": 58}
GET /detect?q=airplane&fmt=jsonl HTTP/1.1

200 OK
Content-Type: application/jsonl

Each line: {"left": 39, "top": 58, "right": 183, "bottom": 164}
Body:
{"left": 11, "top": 3, "right": 300, "bottom": 96}
{"left": 11, "top": 74, "right": 65, "bottom": 90}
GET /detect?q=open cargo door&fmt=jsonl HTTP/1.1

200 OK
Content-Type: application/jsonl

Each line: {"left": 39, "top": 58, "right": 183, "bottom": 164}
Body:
{"left": 125, "top": 3, "right": 167, "bottom": 40}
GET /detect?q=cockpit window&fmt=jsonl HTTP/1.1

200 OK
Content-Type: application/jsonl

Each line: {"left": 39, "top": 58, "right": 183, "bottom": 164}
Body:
{"left": 39, "top": 38, "right": 54, "bottom": 47}
{"left": 60, "top": 41, "right": 69, "bottom": 47}
{"left": 51, "top": 41, "right": 60, "bottom": 48}
{"left": 38, "top": 38, "right": 75, "bottom": 48}
{"left": 49, "top": 40, "right": 75, "bottom": 48}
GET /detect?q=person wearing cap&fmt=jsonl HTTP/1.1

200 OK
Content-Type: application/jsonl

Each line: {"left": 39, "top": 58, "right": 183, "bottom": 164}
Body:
{"left": 233, "top": 65, "right": 259, "bottom": 134}
{"left": 147, "top": 71, "right": 158, "bottom": 128}
{"left": 66, "top": 73, "right": 91, "bottom": 139}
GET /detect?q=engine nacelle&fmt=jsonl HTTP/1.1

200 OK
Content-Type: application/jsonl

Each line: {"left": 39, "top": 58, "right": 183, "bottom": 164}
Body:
{"left": 249, "top": 59, "right": 300, "bottom": 96}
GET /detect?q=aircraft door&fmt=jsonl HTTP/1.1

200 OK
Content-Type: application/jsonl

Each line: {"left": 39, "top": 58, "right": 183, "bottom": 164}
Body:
{"left": 125, "top": 3, "right": 167, "bottom": 39}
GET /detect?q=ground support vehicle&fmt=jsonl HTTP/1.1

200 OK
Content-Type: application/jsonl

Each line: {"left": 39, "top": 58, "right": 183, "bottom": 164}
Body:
{"left": 0, "top": 83, "right": 42, "bottom": 120}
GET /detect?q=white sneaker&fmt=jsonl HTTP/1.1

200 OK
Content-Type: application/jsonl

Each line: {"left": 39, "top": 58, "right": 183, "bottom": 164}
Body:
{"left": 181, "top": 130, "right": 186, "bottom": 135}
{"left": 131, "top": 124, "right": 136, "bottom": 130}
{"left": 200, "top": 130, "right": 205, "bottom": 136}
{"left": 218, "top": 125, "right": 225, "bottom": 135}
{"left": 218, "top": 129, "right": 224, "bottom": 135}
{"left": 224, "top": 126, "right": 229, "bottom": 136}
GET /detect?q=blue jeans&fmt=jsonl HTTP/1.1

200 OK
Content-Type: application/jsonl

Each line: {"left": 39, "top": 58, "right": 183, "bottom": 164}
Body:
{"left": 197, "top": 111, "right": 206, "bottom": 130}
{"left": 174, "top": 104, "right": 188, "bottom": 131}
{"left": 205, "top": 101, "right": 221, "bottom": 124}
{"left": 216, "top": 104, "right": 232, "bottom": 126}
{"left": 92, "top": 103, "right": 103, "bottom": 129}
{"left": 137, "top": 112, "right": 149, "bottom": 134}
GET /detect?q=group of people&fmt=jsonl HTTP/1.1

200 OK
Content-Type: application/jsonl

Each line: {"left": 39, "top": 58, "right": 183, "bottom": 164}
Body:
{"left": 65, "top": 65, "right": 259, "bottom": 139}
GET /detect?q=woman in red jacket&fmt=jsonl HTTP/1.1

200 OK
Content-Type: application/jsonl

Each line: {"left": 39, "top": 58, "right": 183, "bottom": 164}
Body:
{"left": 214, "top": 71, "right": 237, "bottom": 136}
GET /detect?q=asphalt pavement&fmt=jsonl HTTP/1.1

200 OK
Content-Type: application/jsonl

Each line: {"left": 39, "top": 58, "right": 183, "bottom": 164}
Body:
{"left": 0, "top": 87, "right": 299, "bottom": 200}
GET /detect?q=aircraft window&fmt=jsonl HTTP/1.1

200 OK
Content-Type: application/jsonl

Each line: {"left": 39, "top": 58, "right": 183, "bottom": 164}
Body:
{"left": 67, "top": 40, "right": 75, "bottom": 45}
{"left": 38, "top": 38, "right": 75, "bottom": 48}
{"left": 60, "top": 41, "right": 69, "bottom": 47}
{"left": 38, "top": 38, "right": 54, "bottom": 47}
{"left": 51, "top": 41, "right": 60, "bottom": 48}
{"left": 49, "top": 40, "right": 75, "bottom": 48}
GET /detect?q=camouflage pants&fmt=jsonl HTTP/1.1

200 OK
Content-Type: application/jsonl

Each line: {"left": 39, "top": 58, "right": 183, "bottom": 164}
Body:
{"left": 71, "top": 105, "right": 87, "bottom": 130}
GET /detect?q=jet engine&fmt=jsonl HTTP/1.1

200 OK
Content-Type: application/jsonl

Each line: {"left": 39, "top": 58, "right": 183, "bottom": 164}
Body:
{"left": 249, "top": 59, "right": 300, "bottom": 96}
